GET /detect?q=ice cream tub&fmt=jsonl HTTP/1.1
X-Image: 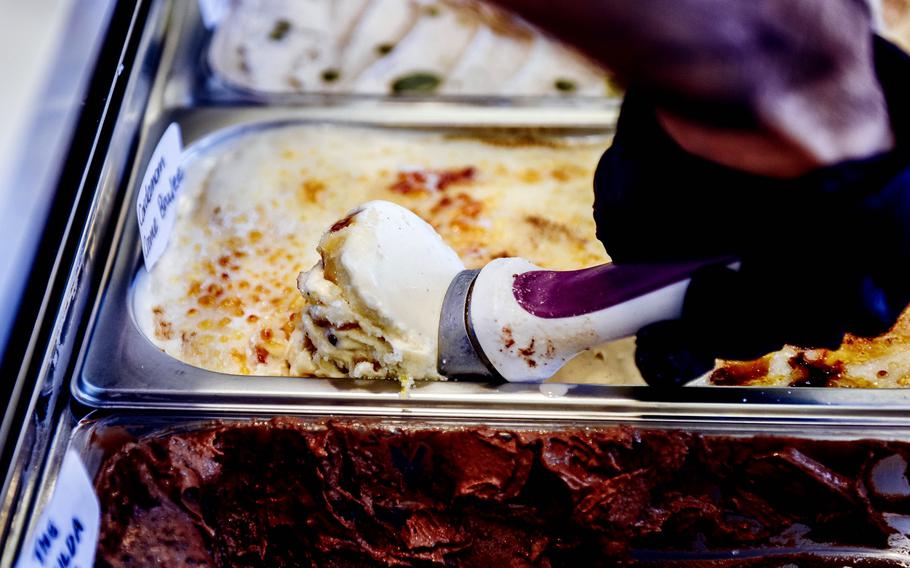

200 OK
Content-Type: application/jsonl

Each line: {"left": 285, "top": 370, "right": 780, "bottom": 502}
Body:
{"left": 189, "top": 0, "right": 624, "bottom": 107}
{"left": 32, "top": 411, "right": 910, "bottom": 566}
{"left": 71, "top": 107, "right": 910, "bottom": 412}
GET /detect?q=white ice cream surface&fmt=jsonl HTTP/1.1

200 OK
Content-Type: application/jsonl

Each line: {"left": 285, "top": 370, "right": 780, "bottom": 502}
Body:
{"left": 133, "top": 123, "right": 631, "bottom": 383}
{"left": 208, "top": 0, "right": 614, "bottom": 97}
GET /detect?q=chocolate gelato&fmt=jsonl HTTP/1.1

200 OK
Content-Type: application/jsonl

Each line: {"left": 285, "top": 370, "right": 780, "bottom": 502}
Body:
{"left": 94, "top": 419, "right": 910, "bottom": 567}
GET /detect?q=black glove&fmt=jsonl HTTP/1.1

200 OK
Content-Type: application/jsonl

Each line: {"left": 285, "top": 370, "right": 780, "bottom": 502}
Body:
{"left": 593, "top": 36, "right": 910, "bottom": 387}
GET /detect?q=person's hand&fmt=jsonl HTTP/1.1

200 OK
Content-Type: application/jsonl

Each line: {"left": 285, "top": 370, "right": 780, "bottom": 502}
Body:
{"left": 488, "top": 0, "right": 910, "bottom": 385}
{"left": 489, "top": 0, "right": 893, "bottom": 177}
{"left": 605, "top": 37, "right": 910, "bottom": 385}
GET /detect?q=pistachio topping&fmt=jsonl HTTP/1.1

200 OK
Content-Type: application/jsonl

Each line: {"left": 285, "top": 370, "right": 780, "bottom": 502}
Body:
{"left": 268, "top": 19, "right": 291, "bottom": 41}
{"left": 554, "top": 78, "right": 578, "bottom": 93}
{"left": 375, "top": 43, "right": 395, "bottom": 56}
{"left": 391, "top": 72, "right": 442, "bottom": 95}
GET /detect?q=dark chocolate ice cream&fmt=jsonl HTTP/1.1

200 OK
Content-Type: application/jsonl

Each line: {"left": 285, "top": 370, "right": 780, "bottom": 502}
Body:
{"left": 94, "top": 419, "right": 910, "bottom": 567}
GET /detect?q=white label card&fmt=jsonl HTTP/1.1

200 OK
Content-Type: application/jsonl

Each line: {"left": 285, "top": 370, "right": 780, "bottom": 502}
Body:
{"left": 15, "top": 451, "right": 100, "bottom": 568}
{"left": 198, "top": 0, "right": 230, "bottom": 28}
{"left": 136, "top": 123, "right": 185, "bottom": 272}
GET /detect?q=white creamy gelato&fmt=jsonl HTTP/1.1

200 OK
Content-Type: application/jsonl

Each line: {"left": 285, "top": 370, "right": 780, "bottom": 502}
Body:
{"left": 208, "top": 0, "right": 615, "bottom": 97}
{"left": 297, "top": 201, "right": 465, "bottom": 381}
{"left": 134, "top": 123, "right": 638, "bottom": 384}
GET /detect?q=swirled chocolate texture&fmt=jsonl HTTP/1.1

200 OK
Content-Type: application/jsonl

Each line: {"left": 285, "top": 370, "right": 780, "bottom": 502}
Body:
{"left": 94, "top": 419, "right": 910, "bottom": 566}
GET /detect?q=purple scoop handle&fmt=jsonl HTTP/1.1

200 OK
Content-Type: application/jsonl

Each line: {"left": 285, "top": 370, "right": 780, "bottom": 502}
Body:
{"left": 513, "top": 258, "right": 734, "bottom": 319}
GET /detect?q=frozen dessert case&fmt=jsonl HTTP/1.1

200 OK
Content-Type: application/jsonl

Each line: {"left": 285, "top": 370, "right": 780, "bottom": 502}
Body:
{"left": 3, "top": 0, "right": 910, "bottom": 566}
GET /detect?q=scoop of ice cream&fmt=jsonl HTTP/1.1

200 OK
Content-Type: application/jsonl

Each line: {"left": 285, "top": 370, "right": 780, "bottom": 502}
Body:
{"left": 297, "top": 201, "right": 465, "bottom": 381}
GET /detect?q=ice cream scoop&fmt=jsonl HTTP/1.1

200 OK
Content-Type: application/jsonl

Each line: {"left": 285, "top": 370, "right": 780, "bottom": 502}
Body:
{"left": 299, "top": 200, "right": 730, "bottom": 383}
{"left": 439, "top": 257, "right": 732, "bottom": 382}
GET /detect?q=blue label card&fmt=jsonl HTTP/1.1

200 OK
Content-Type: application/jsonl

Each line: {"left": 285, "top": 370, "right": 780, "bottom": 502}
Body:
{"left": 136, "top": 123, "right": 184, "bottom": 272}
{"left": 16, "top": 451, "right": 100, "bottom": 568}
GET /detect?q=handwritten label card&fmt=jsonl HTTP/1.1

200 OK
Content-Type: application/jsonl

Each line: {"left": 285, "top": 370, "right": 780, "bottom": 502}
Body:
{"left": 16, "top": 451, "right": 100, "bottom": 568}
{"left": 136, "top": 123, "right": 185, "bottom": 272}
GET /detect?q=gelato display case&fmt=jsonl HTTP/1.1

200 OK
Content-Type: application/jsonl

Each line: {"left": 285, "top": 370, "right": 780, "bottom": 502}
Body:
{"left": 3, "top": 0, "right": 910, "bottom": 566}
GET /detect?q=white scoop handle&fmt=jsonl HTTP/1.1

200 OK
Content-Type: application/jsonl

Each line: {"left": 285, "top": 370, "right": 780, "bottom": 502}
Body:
{"left": 469, "top": 257, "right": 730, "bottom": 382}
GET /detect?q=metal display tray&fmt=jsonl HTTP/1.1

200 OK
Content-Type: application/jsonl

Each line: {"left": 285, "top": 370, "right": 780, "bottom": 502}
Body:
{"left": 23, "top": 409, "right": 910, "bottom": 565}
{"left": 66, "top": 0, "right": 910, "bottom": 416}
{"left": 166, "top": 0, "right": 624, "bottom": 111}
{"left": 72, "top": 106, "right": 910, "bottom": 415}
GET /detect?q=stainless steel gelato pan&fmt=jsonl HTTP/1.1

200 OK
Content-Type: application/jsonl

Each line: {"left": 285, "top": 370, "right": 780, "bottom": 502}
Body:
{"left": 31, "top": 411, "right": 910, "bottom": 566}
{"left": 73, "top": 108, "right": 910, "bottom": 411}
{"left": 199, "top": 0, "right": 621, "bottom": 103}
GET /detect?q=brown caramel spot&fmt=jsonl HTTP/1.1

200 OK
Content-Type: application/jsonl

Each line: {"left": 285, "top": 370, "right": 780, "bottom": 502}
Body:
{"left": 300, "top": 179, "right": 326, "bottom": 203}
{"left": 518, "top": 339, "right": 537, "bottom": 367}
{"left": 502, "top": 326, "right": 515, "bottom": 349}
{"left": 550, "top": 164, "right": 586, "bottom": 182}
{"left": 521, "top": 169, "right": 541, "bottom": 183}
{"left": 231, "top": 349, "right": 246, "bottom": 365}
{"left": 430, "top": 196, "right": 453, "bottom": 214}
{"left": 255, "top": 346, "right": 269, "bottom": 364}
{"left": 330, "top": 212, "right": 357, "bottom": 233}
{"left": 710, "top": 358, "right": 771, "bottom": 386}
{"left": 545, "top": 340, "right": 556, "bottom": 359}
{"left": 788, "top": 353, "right": 845, "bottom": 388}
{"left": 281, "top": 318, "right": 296, "bottom": 340}
{"left": 519, "top": 339, "right": 536, "bottom": 358}
{"left": 438, "top": 167, "right": 477, "bottom": 190}
{"left": 154, "top": 317, "right": 173, "bottom": 341}
{"left": 524, "top": 215, "right": 587, "bottom": 246}
{"left": 389, "top": 167, "right": 476, "bottom": 194}
{"left": 456, "top": 193, "right": 482, "bottom": 218}
{"left": 219, "top": 297, "right": 245, "bottom": 317}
